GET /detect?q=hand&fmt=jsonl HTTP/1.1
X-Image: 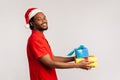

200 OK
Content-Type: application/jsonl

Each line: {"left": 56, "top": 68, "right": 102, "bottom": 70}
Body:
{"left": 77, "top": 60, "right": 93, "bottom": 70}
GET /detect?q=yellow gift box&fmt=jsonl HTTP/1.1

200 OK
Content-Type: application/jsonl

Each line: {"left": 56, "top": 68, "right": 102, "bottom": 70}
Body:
{"left": 75, "top": 54, "right": 98, "bottom": 67}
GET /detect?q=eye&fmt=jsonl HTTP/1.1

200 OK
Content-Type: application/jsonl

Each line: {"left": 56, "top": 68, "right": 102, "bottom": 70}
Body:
{"left": 36, "top": 18, "right": 41, "bottom": 21}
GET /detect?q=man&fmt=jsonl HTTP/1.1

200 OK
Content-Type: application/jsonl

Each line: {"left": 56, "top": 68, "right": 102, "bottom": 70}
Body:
{"left": 24, "top": 8, "right": 92, "bottom": 80}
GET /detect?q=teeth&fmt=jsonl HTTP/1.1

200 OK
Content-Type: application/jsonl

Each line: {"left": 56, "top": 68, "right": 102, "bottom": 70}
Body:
{"left": 43, "top": 23, "right": 47, "bottom": 26}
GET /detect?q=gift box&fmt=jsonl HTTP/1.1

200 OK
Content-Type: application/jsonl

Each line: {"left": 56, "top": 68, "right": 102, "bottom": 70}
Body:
{"left": 67, "top": 45, "right": 98, "bottom": 67}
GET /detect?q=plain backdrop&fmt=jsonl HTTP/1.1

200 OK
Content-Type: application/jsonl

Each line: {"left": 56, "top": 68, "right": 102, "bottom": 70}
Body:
{"left": 0, "top": 0, "right": 120, "bottom": 80}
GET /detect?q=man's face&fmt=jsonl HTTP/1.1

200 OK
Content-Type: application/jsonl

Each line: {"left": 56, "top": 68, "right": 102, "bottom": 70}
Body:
{"left": 32, "top": 12, "right": 48, "bottom": 31}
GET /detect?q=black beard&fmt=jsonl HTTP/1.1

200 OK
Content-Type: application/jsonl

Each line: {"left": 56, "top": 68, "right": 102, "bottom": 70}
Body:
{"left": 38, "top": 27, "right": 48, "bottom": 31}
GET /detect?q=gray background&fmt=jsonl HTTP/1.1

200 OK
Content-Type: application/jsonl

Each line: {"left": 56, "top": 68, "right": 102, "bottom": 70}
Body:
{"left": 0, "top": 0, "right": 120, "bottom": 80}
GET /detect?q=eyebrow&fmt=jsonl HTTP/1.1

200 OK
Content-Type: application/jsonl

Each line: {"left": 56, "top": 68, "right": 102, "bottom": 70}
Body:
{"left": 35, "top": 16, "right": 46, "bottom": 19}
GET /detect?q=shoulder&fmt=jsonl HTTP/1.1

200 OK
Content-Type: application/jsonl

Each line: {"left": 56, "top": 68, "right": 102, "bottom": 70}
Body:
{"left": 30, "top": 30, "right": 44, "bottom": 40}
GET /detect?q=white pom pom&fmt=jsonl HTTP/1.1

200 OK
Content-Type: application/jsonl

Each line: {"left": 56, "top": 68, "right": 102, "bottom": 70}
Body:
{"left": 25, "top": 24, "right": 30, "bottom": 28}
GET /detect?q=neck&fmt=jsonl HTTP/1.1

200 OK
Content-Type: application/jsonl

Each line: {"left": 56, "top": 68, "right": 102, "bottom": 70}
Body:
{"left": 33, "top": 29, "right": 44, "bottom": 33}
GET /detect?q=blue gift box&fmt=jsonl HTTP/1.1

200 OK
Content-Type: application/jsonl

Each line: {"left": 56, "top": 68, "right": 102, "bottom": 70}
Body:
{"left": 67, "top": 45, "right": 89, "bottom": 58}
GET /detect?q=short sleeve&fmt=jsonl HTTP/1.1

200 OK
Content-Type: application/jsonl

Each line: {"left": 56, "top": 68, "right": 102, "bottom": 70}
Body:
{"left": 30, "top": 38, "right": 49, "bottom": 59}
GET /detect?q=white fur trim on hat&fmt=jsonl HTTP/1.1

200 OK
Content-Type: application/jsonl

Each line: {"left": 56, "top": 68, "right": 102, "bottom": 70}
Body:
{"left": 29, "top": 9, "right": 43, "bottom": 21}
{"left": 25, "top": 24, "right": 30, "bottom": 28}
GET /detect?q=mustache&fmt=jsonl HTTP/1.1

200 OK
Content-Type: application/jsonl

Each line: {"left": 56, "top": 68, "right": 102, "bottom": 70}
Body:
{"left": 41, "top": 22, "right": 47, "bottom": 25}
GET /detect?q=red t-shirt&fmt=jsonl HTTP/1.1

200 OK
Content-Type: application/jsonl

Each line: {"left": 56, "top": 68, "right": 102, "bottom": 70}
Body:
{"left": 27, "top": 30, "right": 58, "bottom": 80}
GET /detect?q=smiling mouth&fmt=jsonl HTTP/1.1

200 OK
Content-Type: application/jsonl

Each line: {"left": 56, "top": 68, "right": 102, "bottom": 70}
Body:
{"left": 42, "top": 23, "right": 47, "bottom": 26}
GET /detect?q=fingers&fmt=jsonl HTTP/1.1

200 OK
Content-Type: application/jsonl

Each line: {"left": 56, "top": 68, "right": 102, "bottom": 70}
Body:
{"left": 88, "top": 61, "right": 94, "bottom": 64}
{"left": 79, "top": 60, "right": 94, "bottom": 70}
{"left": 80, "top": 66, "right": 92, "bottom": 70}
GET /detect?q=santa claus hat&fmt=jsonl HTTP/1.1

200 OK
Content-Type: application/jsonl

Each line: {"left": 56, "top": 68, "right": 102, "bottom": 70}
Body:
{"left": 24, "top": 8, "right": 43, "bottom": 28}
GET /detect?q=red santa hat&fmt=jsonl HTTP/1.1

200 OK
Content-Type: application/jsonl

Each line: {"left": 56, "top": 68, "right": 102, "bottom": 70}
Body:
{"left": 24, "top": 8, "right": 43, "bottom": 28}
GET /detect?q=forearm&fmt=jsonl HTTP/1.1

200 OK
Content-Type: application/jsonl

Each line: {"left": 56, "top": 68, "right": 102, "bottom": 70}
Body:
{"left": 53, "top": 56, "right": 75, "bottom": 62}
{"left": 49, "top": 61, "right": 79, "bottom": 69}
{"left": 40, "top": 55, "right": 77, "bottom": 69}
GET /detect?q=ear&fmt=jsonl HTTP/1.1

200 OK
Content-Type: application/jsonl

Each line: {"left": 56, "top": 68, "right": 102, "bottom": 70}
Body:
{"left": 29, "top": 22, "right": 33, "bottom": 26}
